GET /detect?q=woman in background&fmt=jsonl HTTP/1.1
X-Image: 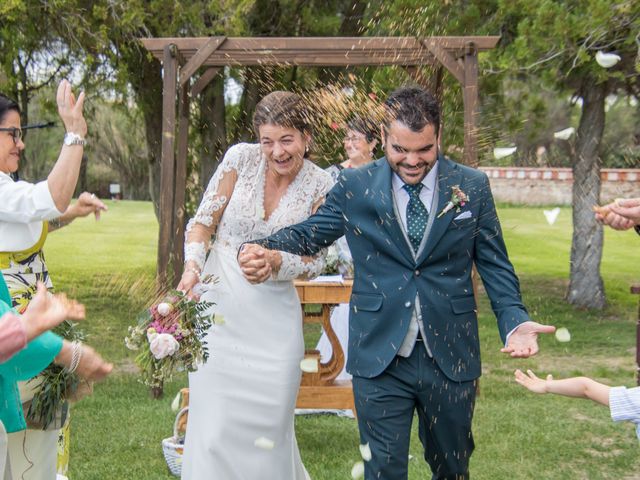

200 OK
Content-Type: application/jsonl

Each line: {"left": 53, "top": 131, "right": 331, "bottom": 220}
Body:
{"left": 317, "top": 116, "right": 378, "bottom": 385}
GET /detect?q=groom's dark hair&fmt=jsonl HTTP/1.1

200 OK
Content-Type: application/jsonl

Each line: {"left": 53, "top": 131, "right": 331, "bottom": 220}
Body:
{"left": 383, "top": 86, "right": 440, "bottom": 136}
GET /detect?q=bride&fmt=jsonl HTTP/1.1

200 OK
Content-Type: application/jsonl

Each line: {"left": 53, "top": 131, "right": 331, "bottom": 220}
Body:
{"left": 177, "top": 91, "right": 333, "bottom": 479}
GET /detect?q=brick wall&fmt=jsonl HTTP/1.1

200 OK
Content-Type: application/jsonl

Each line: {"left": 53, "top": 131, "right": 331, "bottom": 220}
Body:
{"left": 478, "top": 167, "right": 640, "bottom": 205}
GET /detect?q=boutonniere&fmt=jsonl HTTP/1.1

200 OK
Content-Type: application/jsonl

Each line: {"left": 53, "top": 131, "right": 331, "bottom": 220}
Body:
{"left": 437, "top": 185, "right": 469, "bottom": 218}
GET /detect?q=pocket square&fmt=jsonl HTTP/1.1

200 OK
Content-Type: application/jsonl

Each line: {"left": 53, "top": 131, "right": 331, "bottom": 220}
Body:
{"left": 453, "top": 211, "right": 472, "bottom": 220}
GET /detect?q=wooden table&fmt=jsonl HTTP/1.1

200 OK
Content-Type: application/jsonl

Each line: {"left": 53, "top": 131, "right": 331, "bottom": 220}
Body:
{"left": 294, "top": 280, "right": 355, "bottom": 411}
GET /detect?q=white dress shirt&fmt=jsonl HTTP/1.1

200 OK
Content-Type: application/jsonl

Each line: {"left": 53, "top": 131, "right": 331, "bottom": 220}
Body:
{"left": 391, "top": 163, "right": 438, "bottom": 231}
{"left": 391, "top": 163, "right": 439, "bottom": 357}
{"left": 0, "top": 172, "right": 61, "bottom": 251}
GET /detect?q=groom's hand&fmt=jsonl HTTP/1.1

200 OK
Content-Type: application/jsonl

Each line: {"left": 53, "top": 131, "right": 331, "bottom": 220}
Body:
{"left": 500, "top": 321, "right": 556, "bottom": 358}
{"left": 239, "top": 244, "right": 272, "bottom": 284}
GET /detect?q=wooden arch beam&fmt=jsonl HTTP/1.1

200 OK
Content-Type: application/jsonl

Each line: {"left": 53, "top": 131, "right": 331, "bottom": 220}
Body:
{"left": 179, "top": 37, "right": 226, "bottom": 87}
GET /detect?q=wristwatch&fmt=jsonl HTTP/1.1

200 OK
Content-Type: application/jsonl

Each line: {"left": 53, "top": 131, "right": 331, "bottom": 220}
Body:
{"left": 63, "top": 132, "right": 86, "bottom": 146}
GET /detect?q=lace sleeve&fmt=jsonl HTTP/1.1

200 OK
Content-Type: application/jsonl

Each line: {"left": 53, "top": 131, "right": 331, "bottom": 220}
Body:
{"left": 272, "top": 166, "right": 333, "bottom": 281}
{"left": 184, "top": 145, "right": 243, "bottom": 269}
{"left": 274, "top": 252, "right": 326, "bottom": 281}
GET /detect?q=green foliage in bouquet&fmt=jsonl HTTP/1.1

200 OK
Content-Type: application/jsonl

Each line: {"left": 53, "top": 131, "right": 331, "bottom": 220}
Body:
{"left": 125, "top": 290, "right": 214, "bottom": 389}
{"left": 26, "top": 319, "right": 83, "bottom": 429}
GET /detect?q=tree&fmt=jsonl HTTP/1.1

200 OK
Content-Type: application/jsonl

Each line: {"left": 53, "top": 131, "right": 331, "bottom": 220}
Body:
{"left": 494, "top": 0, "right": 640, "bottom": 309}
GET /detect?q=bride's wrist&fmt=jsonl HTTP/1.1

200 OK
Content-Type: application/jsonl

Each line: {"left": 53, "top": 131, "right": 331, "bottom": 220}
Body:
{"left": 266, "top": 250, "right": 282, "bottom": 273}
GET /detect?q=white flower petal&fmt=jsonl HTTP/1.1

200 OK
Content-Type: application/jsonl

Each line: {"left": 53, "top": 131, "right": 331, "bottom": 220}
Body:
{"left": 157, "top": 302, "right": 172, "bottom": 316}
{"left": 553, "top": 127, "right": 575, "bottom": 140}
{"left": 543, "top": 207, "right": 561, "bottom": 225}
{"left": 254, "top": 436, "right": 275, "bottom": 450}
{"left": 300, "top": 357, "right": 319, "bottom": 373}
{"left": 555, "top": 327, "right": 571, "bottom": 343}
{"left": 359, "top": 443, "right": 372, "bottom": 462}
{"left": 493, "top": 147, "right": 517, "bottom": 160}
{"left": 595, "top": 51, "right": 621, "bottom": 68}
{"left": 214, "top": 314, "right": 225, "bottom": 325}
{"left": 171, "top": 391, "right": 181, "bottom": 412}
{"left": 351, "top": 461, "right": 365, "bottom": 479}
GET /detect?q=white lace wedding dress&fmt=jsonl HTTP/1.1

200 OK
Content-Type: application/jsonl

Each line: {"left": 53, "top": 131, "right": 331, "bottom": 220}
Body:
{"left": 181, "top": 143, "right": 332, "bottom": 480}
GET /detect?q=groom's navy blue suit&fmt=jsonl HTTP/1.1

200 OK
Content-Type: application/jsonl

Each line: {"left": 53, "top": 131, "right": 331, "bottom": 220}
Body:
{"left": 254, "top": 154, "right": 530, "bottom": 479}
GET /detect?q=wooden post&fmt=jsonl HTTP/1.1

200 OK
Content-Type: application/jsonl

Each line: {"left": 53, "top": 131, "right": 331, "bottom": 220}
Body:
{"left": 171, "top": 82, "right": 190, "bottom": 283}
{"left": 462, "top": 41, "right": 479, "bottom": 167}
{"left": 631, "top": 284, "right": 640, "bottom": 385}
{"left": 157, "top": 44, "right": 178, "bottom": 290}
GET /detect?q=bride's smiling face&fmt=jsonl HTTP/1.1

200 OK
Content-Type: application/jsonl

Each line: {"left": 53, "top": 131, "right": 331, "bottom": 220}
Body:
{"left": 259, "top": 124, "right": 308, "bottom": 178}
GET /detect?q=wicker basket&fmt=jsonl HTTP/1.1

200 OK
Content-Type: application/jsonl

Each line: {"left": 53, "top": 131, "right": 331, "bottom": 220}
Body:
{"left": 162, "top": 407, "right": 188, "bottom": 476}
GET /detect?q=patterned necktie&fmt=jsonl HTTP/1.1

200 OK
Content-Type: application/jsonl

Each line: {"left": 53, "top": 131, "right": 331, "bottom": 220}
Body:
{"left": 403, "top": 183, "right": 428, "bottom": 252}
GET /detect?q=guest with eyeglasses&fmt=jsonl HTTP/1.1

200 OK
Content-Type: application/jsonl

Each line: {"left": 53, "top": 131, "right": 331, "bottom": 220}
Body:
{"left": 325, "top": 116, "right": 379, "bottom": 183}
{"left": 316, "top": 116, "right": 379, "bottom": 407}
{"left": 0, "top": 79, "right": 110, "bottom": 479}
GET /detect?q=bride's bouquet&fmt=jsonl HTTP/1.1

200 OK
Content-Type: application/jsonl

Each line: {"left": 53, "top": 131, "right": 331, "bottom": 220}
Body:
{"left": 125, "top": 289, "right": 215, "bottom": 389}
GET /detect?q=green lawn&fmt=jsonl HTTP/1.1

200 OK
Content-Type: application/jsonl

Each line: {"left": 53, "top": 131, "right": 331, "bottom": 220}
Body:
{"left": 43, "top": 201, "right": 640, "bottom": 479}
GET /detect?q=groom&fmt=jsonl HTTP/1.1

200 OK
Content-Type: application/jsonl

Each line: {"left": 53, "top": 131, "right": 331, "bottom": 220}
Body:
{"left": 239, "top": 86, "right": 555, "bottom": 479}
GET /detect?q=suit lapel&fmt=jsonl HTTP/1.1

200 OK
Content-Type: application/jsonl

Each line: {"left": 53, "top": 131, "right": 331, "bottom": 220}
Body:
{"left": 417, "top": 156, "right": 462, "bottom": 264}
{"left": 371, "top": 158, "right": 414, "bottom": 265}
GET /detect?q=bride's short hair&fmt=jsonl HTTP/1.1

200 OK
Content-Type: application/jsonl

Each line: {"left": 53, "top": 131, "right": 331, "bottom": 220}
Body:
{"left": 253, "top": 91, "right": 311, "bottom": 136}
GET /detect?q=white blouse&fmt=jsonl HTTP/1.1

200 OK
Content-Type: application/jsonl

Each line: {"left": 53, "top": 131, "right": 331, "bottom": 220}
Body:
{"left": 0, "top": 172, "right": 62, "bottom": 252}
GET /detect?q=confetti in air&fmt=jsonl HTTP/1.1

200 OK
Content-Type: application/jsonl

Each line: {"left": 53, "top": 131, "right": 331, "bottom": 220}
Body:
{"left": 595, "top": 51, "right": 621, "bottom": 68}
{"left": 555, "top": 327, "right": 571, "bottom": 343}
{"left": 359, "top": 443, "right": 372, "bottom": 461}
{"left": 493, "top": 147, "right": 517, "bottom": 160}
{"left": 553, "top": 127, "right": 575, "bottom": 140}
{"left": 351, "top": 461, "right": 365, "bottom": 479}
{"left": 300, "top": 357, "right": 319, "bottom": 373}
{"left": 254, "top": 437, "right": 275, "bottom": 450}
{"left": 543, "top": 207, "right": 560, "bottom": 225}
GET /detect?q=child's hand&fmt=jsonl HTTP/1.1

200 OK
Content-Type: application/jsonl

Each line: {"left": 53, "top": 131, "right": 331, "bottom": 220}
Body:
{"left": 514, "top": 369, "right": 552, "bottom": 394}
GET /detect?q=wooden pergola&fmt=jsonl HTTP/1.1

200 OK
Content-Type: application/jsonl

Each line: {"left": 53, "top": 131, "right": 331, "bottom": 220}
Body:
{"left": 140, "top": 36, "right": 499, "bottom": 286}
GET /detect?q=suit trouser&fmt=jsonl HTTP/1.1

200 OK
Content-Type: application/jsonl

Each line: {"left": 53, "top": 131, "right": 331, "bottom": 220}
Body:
{"left": 353, "top": 345, "right": 476, "bottom": 480}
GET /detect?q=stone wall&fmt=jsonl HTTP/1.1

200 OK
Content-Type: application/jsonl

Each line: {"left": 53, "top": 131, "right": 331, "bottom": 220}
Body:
{"left": 478, "top": 167, "right": 640, "bottom": 205}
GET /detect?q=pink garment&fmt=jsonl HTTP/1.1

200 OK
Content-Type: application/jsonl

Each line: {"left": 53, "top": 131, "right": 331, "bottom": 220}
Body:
{"left": 0, "top": 313, "right": 27, "bottom": 363}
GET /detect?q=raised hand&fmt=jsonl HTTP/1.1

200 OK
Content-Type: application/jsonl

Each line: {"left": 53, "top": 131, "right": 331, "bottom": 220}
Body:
{"left": 514, "top": 369, "right": 552, "bottom": 394}
{"left": 68, "top": 192, "right": 108, "bottom": 221}
{"left": 238, "top": 243, "right": 272, "bottom": 284}
{"left": 21, "top": 282, "right": 85, "bottom": 341}
{"left": 595, "top": 198, "right": 640, "bottom": 230}
{"left": 500, "top": 321, "right": 556, "bottom": 358}
{"left": 56, "top": 79, "right": 87, "bottom": 137}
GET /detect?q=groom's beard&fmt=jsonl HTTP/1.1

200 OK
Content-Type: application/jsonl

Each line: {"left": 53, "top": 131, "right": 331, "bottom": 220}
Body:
{"left": 385, "top": 144, "right": 439, "bottom": 185}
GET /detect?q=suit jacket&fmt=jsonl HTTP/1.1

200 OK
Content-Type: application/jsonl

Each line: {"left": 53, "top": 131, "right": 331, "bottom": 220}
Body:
{"left": 255, "top": 155, "right": 530, "bottom": 381}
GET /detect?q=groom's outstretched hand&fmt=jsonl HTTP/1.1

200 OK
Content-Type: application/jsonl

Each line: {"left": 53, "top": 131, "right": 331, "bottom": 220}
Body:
{"left": 239, "top": 243, "right": 272, "bottom": 284}
{"left": 500, "top": 321, "right": 556, "bottom": 358}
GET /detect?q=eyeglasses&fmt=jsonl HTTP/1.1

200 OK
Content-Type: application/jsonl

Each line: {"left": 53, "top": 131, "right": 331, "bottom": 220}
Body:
{"left": 343, "top": 135, "right": 366, "bottom": 144}
{"left": 0, "top": 127, "right": 23, "bottom": 145}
